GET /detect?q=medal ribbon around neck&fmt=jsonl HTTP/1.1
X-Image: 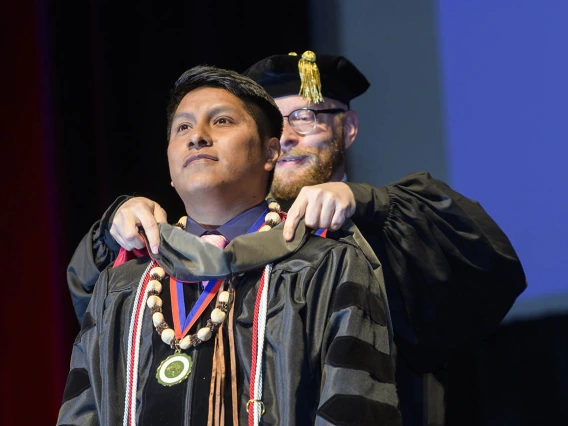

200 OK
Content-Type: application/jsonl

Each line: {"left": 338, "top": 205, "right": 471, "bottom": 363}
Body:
{"left": 170, "top": 208, "right": 270, "bottom": 341}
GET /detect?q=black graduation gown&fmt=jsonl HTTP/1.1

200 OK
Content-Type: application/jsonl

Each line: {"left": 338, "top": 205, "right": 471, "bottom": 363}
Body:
{"left": 343, "top": 172, "right": 526, "bottom": 425}
{"left": 345, "top": 172, "right": 526, "bottom": 371}
{"left": 59, "top": 221, "right": 401, "bottom": 425}
{"left": 65, "top": 172, "right": 526, "bottom": 424}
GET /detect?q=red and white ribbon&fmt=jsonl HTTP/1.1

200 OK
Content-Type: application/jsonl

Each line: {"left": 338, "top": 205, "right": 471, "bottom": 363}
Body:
{"left": 123, "top": 261, "right": 156, "bottom": 426}
{"left": 248, "top": 263, "right": 272, "bottom": 426}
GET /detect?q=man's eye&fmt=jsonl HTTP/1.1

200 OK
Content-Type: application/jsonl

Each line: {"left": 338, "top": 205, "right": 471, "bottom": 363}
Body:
{"left": 291, "top": 111, "right": 314, "bottom": 122}
{"left": 178, "top": 124, "right": 190, "bottom": 132}
{"left": 215, "top": 117, "right": 231, "bottom": 125}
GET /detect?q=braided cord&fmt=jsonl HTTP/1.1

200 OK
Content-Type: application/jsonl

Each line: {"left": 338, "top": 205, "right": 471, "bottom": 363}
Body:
{"left": 123, "top": 261, "right": 155, "bottom": 426}
{"left": 248, "top": 263, "right": 272, "bottom": 425}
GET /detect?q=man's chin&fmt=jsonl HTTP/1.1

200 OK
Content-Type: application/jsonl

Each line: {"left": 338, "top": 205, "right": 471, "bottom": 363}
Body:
{"left": 273, "top": 172, "right": 310, "bottom": 188}
{"left": 271, "top": 153, "right": 338, "bottom": 200}
{"left": 271, "top": 174, "right": 319, "bottom": 201}
{"left": 270, "top": 184, "right": 301, "bottom": 201}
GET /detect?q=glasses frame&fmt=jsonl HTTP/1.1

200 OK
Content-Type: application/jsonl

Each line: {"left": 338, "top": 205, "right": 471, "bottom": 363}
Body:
{"left": 282, "top": 108, "right": 347, "bottom": 135}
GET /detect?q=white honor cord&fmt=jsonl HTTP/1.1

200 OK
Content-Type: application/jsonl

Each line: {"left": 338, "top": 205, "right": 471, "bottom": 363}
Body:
{"left": 123, "top": 261, "right": 154, "bottom": 426}
{"left": 254, "top": 263, "right": 272, "bottom": 425}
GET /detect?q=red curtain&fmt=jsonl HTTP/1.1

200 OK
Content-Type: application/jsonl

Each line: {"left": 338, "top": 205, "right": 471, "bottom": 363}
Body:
{"left": 1, "top": 1, "right": 71, "bottom": 424}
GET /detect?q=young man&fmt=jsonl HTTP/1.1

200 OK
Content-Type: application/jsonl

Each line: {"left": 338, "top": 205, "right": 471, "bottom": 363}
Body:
{"left": 67, "top": 53, "right": 526, "bottom": 425}
{"left": 59, "top": 66, "right": 400, "bottom": 425}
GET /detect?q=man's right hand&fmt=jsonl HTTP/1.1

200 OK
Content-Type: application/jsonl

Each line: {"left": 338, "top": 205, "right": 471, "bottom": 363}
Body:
{"left": 110, "top": 197, "right": 168, "bottom": 254}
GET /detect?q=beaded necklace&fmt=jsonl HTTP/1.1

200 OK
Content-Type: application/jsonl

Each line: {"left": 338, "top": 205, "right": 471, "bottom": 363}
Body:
{"left": 123, "top": 201, "right": 283, "bottom": 426}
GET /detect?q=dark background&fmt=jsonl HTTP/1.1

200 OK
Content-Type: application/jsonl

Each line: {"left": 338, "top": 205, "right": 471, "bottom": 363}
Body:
{"left": 2, "top": 1, "right": 566, "bottom": 425}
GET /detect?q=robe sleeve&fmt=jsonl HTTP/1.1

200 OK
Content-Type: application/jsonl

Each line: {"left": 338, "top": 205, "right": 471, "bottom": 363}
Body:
{"left": 313, "top": 243, "right": 402, "bottom": 426}
{"left": 345, "top": 171, "right": 527, "bottom": 372}
{"left": 67, "top": 196, "right": 130, "bottom": 324}
{"left": 58, "top": 269, "right": 109, "bottom": 425}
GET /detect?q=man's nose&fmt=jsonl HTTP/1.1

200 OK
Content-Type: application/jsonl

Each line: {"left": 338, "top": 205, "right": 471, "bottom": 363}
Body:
{"left": 280, "top": 120, "right": 300, "bottom": 149}
{"left": 187, "top": 127, "right": 212, "bottom": 149}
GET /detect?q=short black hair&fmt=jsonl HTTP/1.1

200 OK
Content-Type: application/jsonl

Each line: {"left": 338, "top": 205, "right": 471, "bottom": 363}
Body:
{"left": 166, "top": 65, "right": 283, "bottom": 142}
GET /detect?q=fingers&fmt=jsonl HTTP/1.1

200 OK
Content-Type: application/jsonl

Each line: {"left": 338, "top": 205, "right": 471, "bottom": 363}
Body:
{"left": 110, "top": 197, "right": 168, "bottom": 253}
{"left": 154, "top": 205, "right": 168, "bottom": 225}
{"left": 302, "top": 189, "right": 341, "bottom": 230}
{"left": 137, "top": 210, "right": 161, "bottom": 254}
{"left": 283, "top": 195, "right": 307, "bottom": 241}
{"left": 303, "top": 192, "right": 326, "bottom": 229}
{"left": 110, "top": 214, "right": 145, "bottom": 251}
{"left": 147, "top": 205, "right": 168, "bottom": 254}
{"left": 282, "top": 183, "right": 357, "bottom": 240}
{"left": 329, "top": 208, "right": 348, "bottom": 231}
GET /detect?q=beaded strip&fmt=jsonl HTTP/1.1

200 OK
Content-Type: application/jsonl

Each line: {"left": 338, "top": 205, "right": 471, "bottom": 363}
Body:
{"left": 149, "top": 276, "right": 235, "bottom": 351}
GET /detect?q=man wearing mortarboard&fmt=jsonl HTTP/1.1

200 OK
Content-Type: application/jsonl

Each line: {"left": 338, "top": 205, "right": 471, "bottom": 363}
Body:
{"left": 67, "top": 52, "right": 526, "bottom": 425}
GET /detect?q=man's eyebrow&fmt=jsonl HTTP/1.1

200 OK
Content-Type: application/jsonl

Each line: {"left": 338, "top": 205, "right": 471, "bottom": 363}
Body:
{"left": 209, "top": 105, "right": 239, "bottom": 116}
{"left": 172, "top": 105, "right": 240, "bottom": 122}
{"left": 172, "top": 111, "right": 193, "bottom": 122}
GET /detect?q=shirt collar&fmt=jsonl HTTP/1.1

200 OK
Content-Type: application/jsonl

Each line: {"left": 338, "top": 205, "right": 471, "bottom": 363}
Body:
{"left": 185, "top": 200, "right": 268, "bottom": 241}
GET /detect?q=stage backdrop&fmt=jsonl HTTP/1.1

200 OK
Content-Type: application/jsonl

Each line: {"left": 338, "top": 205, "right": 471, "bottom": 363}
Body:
{"left": 312, "top": 1, "right": 568, "bottom": 424}
{"left": 313, "top": 0, "right": 568, "bottom": 320}
{"left": 437, "top": 0, "right": 568, "bottom": 319}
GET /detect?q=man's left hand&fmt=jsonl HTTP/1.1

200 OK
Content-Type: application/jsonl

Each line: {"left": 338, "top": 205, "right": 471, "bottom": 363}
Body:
{"left": 283, "top": 182, "right": 356, "bottom": 241}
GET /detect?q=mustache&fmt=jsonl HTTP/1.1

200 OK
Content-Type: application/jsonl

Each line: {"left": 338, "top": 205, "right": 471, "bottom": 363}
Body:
{"left": 278, "top": 149, "right": 318, "bottom": 162}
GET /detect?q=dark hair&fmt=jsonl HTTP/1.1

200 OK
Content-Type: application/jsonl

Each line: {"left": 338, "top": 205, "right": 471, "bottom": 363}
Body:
{"left": 166, "top": 65, "right": 283, "bottom": 142}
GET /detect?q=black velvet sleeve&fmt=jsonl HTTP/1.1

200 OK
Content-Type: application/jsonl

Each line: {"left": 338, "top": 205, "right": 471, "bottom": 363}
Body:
{"left": 67, "top": 195, "right": 131, "bottom": 324}
{"left": 346, "top": 172, "right": 527, "bottom": 372}
{"left": 310, "top": 242, "right": 402, "bottom": 425}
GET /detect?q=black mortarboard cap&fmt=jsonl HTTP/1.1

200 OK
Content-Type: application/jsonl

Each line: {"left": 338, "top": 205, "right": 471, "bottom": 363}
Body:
{"left": 242, "top": 51, "right": 370, "bottom": 106}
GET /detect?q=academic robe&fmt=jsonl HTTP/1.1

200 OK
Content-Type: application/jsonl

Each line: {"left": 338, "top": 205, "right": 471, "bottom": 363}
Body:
{"left": 66, "top": 172, "right": 526, "bottom": 425}
{"left": 59, "top": 220, "right": 402, "bottom": 425}
{"left": 344, "top": 173, "right": 526, "bottom": 425}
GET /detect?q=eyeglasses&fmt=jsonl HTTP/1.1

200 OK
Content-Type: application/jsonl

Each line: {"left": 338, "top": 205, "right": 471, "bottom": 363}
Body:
{"left": 282, "top": 108, "right": 346, "bottom": 135}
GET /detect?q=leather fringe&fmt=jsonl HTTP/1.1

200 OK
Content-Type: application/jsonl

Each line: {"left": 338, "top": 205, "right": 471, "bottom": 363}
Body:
{"left": 207, "top": 282, "right": 237, "bottom": 426}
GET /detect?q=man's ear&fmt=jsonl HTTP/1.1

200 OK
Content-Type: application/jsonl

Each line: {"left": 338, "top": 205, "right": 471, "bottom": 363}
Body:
{"left": 264, "top": 137, "right": 281, "bottom": 171}
{"left": 343, "top": 110, "right": 359, "bottom": 150}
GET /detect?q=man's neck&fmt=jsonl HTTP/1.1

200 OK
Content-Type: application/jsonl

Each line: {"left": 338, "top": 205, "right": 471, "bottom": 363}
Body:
{"left": 328, "top": 163, "right": 346, "bottom": 182}
{"left": 182, "top": 190, "right": 267, "bottom": 228}
{"left": 185, "top": 200, "right": 268, "bottom": 241}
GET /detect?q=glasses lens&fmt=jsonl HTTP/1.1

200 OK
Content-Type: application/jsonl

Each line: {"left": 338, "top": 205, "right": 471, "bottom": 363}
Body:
{"left": 289, "top": 109, "right": 316, "bottom": 134}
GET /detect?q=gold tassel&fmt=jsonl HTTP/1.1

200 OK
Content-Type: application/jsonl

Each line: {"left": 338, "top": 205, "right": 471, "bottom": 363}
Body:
{"left": 297, "top": 50, "right": 323, "bottom": 104}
